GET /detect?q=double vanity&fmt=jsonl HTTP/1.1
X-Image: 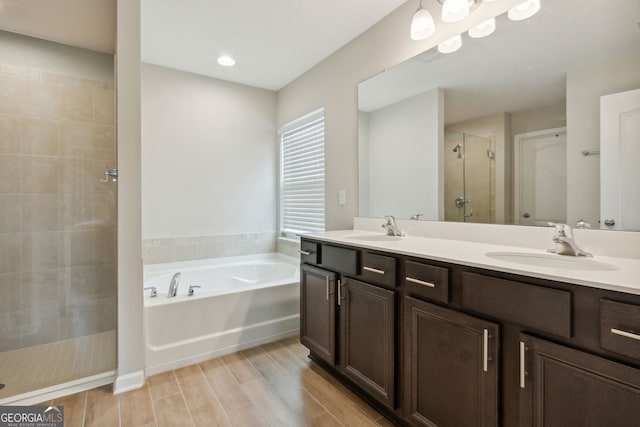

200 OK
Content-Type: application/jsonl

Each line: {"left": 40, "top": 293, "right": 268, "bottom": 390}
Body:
{"left": 298, "top": 221, "right": 640, "bottom": 426}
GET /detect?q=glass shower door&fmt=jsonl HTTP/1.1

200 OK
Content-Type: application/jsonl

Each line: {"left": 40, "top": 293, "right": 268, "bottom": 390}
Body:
{"left": 444, "top": 131, "right": 494, "bottom": 223}
{"left": 0, "top": 45, "right": 117, "bottom": 403}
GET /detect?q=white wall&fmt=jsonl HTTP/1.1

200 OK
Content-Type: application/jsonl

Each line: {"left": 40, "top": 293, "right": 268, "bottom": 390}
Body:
{"left": 363, "top": 89, "right": 443, "bottom": 220}
{"left": 566, "top": 51, "right": 640, "bottom": 227}
{"left": 0, "top": 29, "right": 113, "bottom": 81}
{"left": 115, "top": 0, "right": 145, "bottom": 393}
{"left": 141, "top": 64, "right": 277, "bottom": 238}
{"left": 276, "top": 0, "right": 523, "bottom": 230}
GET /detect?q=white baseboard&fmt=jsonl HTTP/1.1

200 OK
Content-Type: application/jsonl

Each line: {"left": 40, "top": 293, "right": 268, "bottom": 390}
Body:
{"left": 113, "top": 370, "right": 145, "bottom": 395}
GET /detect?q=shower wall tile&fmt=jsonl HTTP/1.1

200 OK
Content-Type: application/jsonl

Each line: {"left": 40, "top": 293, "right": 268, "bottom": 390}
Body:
{"left": 0, "top": 234, "right": 22, "bottom": 274}
{"left": 23, "top": 79, "right": 59, "bottom": 119}
{"left": 22, "top": 232, "right": 60, "bottom": 272}
{"left": 20, "top": 156, "right": 60, "bottom": 194}
{"left": 0, "top": 64, "right": 116, "bottom": 352}
{"left": 0, "top": 114, "right": 20, "bottom": 154}
{"left": 0, "top": 195, "right": 21, "bottom": 233}
{"left": 0, "top": 155, "right": 21, "bottom": 193}
{"left": 0, "top": 272, "right": 21, "bottom": 314}
{"left": 142, "top": 232, "right": 278, "bottom": 264}
{"left": 59, "top": 83, "right": 93, "bottom": 122}
{"left": 21, "top": 194, "right": 60, "bottom": 232}
{"left": 0, "top": 74, "right": 27, "bottom": 115}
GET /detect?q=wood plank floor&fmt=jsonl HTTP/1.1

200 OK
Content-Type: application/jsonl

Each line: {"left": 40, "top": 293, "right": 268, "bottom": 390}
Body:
{"left": 37, "top": 337, "right": 392, "bottom": 426}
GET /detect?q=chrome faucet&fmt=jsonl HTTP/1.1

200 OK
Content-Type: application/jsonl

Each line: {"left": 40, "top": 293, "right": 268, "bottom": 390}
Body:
{"left": 410, "top": 213, "right": 424, "bottom": 220}
{"left": 168, "top": 272, "right": 182, "bottom": 297}
{"left": 547, "top": 223, "right": 592, "bottom": 257}
{"left": 381, "top": 215, "right": 404, "bottom": 236}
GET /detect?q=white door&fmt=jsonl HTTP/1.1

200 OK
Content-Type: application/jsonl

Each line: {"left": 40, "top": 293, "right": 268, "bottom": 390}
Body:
{"left": 601, "top": 88, "right": 640, "bottom": 230}
{"left": 514, "top": 128, "right": 567, "bottom": 226}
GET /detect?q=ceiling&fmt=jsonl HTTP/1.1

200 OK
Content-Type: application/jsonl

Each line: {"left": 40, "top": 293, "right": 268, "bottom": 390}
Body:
{"left": 0, "top": 0, "right": 407, "bottom": 90}
{"left": 141, "top": 0, "right": 407, "bottom": 91}
{"left": 0, "top": 0, "right": 116, "bottom": 54}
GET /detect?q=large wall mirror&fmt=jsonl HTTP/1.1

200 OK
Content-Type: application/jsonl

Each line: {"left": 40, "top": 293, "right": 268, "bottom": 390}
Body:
{"left": 358, "top": 0, "right": 640, "bottom": 230}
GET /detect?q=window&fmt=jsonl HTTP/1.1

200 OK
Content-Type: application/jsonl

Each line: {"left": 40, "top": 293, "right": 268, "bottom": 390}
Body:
{"left": 280, "top": 108, "right": 325, "bottom": 236}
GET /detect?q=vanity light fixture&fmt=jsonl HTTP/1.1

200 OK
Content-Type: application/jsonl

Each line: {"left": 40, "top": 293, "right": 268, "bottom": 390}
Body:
{"left": 411, "top": 0, "right": 436, "bottom": 40}
{"left": 508, "top": 0, "right": 541, "bottom": 21}
{"left": 217, "top": 55, "right": 236, "bottom": 67}
{"left": 438, "top": 34, "right": 463, "bottom": 53}
{"left": 468, "top": 17, "right": 496, "bottom": 38}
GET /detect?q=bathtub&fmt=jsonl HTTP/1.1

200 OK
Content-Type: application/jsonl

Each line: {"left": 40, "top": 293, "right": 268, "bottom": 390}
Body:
{"left": 143, "top": 253, "right": 300, "bottom": 375}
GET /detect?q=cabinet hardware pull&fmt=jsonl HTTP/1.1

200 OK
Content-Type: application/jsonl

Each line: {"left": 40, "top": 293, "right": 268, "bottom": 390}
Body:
{"left": 363, "top": 266, "right": 385, "bottom": 275}
{"left": 325, "top": 276, "right": 329, "bottom": 300}
{"left": 337, "top": 279, "right": 342, "bottom": 306}
{"left": 483, "top": 329, "right": 489, "bottom": 372}
{"left": 611, "top": 328, "right": 640, "bottom": 341}
{"left": 406, "top": 277, "right": 435, "bottom": 288}
{"left": 299, "top": 250, "right": 311, "bottom": 256}
{"left": 519, "top": 341, "right": 526, "bottom": 389}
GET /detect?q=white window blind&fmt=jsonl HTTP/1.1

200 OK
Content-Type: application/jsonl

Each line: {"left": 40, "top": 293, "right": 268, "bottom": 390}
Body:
{"left": 280, "top": 109, "right": 325, "bottom": 236}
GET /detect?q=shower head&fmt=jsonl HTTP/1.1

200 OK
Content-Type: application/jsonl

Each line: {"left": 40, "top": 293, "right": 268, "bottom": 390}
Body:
{"left": 453, "top": 144, "right": 463, "bottom": 159}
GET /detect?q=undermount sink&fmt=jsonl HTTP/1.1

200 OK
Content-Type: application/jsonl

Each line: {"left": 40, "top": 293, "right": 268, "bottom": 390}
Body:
{"left": 486, "top": 252, "right": 618, "bottom": 271}
{"left": 343, "top": 233, "right": 403, "bottom": 242}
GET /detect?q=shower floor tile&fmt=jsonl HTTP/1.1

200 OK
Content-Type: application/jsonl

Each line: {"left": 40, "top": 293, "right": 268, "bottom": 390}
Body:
{"left": 0, "top": 330, "right": 115, "bottom": 400}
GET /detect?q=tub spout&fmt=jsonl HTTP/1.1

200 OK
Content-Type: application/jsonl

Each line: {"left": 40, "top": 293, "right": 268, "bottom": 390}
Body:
{"left": 168, "top": 272, "right": 181, "bottom": 297}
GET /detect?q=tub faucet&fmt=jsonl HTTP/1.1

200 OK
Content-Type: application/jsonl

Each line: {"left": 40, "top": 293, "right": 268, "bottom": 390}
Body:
{"left": 168, "top": 272, "right": 182, "bottom": 297}
{"left": 547, "top": 223, "right": 592, "bottom": 257}
{"left": 382, "top": 215, "right": 404, "bottom": 236}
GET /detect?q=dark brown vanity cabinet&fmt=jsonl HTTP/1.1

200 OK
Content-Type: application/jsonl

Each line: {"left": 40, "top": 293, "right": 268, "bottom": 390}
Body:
{"left": 404, "top": 297, "right": 500, "bottom": 427}
{"left": 299, "top": 242, "right": 397, "bottom": 409}
{"left": 300, "top": 264, "right": 337, "bottom": 365}
{"left": 520, "top": 333, "right": 640, "bottom": 427}
{"left": 300, "top": 238, "right": 640, "bottom": 426}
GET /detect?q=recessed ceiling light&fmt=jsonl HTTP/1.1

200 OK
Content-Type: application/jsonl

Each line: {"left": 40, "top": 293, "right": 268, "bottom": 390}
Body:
{"left": 217, "top": 55, "right": 236, "bottom": 67}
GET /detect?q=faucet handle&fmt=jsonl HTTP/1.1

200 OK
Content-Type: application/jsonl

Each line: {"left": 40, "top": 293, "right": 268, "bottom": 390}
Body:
{"left": 548, "top": 222, "right": 571, "bottom": 237}
{"left": 143, "top": 286, "right": 157, "bottom": 298}
{"left": 188, "top": 285, "right": 201, "bottom": 296}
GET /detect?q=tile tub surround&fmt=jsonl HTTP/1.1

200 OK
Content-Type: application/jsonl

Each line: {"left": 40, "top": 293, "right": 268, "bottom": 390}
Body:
{"left": 142, "top": 232, "right": 278, "bottom": 264}
{"left": 0, "top": 63, "right": 117, "bottom": 352}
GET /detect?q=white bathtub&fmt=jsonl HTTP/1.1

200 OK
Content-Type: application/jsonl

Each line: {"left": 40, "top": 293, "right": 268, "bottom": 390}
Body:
{"left": 143, "top": 253, "right": 300, "bottom": 375}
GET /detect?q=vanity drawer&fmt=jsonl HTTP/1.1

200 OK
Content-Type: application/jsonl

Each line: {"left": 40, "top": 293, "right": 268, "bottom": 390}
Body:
{"left": 461, "top": 273, "right": 572, "bottom": 338}
{"left": 403, "top": 261, "right": 449, "bottom": 303}
{"left": 600, "top": 299, "right": 640, "bottom": 360}
{"left": 300, "top": 240, "right": 319, "bottom": 265}
{"left": 360, "top": 251, "right": 396, "bottom": 290}
{"left": 321, "top": 244, "right": 359, "bottom": 276}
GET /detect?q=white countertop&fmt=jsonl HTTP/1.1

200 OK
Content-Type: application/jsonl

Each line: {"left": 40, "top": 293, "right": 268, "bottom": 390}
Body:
{"left": 306, "top": 229, "right": 640, "bottom": 296}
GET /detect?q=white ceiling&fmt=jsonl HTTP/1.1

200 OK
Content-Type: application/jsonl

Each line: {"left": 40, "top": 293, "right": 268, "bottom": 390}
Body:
{"left": 141, "top": 0, "right": 408, "bottom": 91}
{"left": 0, "top": 0, "right": 116, "bottom": 53}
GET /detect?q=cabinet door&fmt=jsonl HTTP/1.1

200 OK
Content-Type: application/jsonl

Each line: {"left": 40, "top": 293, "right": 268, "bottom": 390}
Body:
{"left": 520, "top": 334, "right": 640, "bottom": 427}
{"left": 340, "top": 278, "right": 396, "bottom": 408}
{"left": 300, "top": 264, "right": 337, "bottom": 365}
{"left": 405, "top": 297, "right": 499, "bottom": 427}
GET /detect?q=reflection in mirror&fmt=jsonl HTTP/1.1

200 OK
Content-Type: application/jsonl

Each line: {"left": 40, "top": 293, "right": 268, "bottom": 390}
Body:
{"left": 358, "top": 0, "right": 640, "bottom": 230}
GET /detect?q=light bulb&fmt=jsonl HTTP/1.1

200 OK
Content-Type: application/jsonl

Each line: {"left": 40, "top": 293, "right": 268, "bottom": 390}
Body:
{"left": 411, "top": 7, "right": 436, "bottom": 40}
{"left": 508, "top": 0, "right": 541, "bottom": 21}
{"left": 468, "top": 18, "right": 496, "bottom": 38}
{"left": 442, "top": 0, "right": 470, "bottom": 23}
{"left": 217, "top": 55, "right": 236, "bottom": 66}
{"left": 438, "top": 34, "right": 463, "bottom": 54}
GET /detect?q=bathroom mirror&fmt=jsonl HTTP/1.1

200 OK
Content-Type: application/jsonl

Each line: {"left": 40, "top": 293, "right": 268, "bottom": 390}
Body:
{"left": 358, "top": 0, "right": 640, "bottom": 230}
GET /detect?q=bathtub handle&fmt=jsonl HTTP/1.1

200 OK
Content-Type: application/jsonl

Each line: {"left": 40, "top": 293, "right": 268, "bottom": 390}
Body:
{"left": 188, "top": 285, "right": 201, "bottom": 296}
{"left": 144, "top": 286, "right": 157, "bottom": 298}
